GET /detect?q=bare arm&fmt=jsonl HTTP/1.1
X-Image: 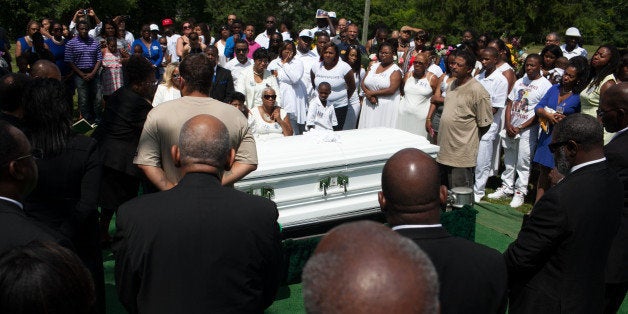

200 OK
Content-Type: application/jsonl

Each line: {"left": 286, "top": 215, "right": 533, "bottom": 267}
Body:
{"left": 176, "top": 37, "right": 185, "bottom": 59}
{"left": 222, "top": 162, "right": 257, "bottom": 186}
{"left": 138, "top": 165, "right": 176, "bottom": 191}
{"left": 344, "top": 70, "right": 356, "bottom": 99}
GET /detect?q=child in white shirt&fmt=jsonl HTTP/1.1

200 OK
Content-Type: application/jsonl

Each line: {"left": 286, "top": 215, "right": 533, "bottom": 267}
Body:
{"left": 306, "top": 82, "right": 338, "bottom": 131}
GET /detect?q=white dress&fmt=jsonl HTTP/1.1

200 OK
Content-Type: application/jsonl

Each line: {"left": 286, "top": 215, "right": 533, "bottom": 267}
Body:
{"left": 268, "top": 58, "right": 308, "bottom": 125}
{"left": 397, "top": 73, "right": 434, "bottom": 136}
{"left": 248, "top": 106, "right": 288, "bottom": 140}
{"left": 358, "top": 62, "right": 402, "bottom": 129}
{"left": 343, "top": 68, "right": 366, "bottom": 130}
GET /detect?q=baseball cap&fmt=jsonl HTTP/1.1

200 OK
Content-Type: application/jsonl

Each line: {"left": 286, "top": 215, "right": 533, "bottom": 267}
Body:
{"left": 565, "top": 27, "right": 581, "bottom": 37}
{"left": 150, "top": 24, "right": 159, "bottom": 31}
{"left": 299, "top": 29, "right": 313, "bottom": 39}
{"left": 162, "top": 18, "right": 173, "bottom": 27}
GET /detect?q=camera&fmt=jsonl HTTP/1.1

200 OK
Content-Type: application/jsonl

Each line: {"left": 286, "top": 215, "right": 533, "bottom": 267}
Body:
{"left": 82, "top": 9, "right": 89, "bottom": 15}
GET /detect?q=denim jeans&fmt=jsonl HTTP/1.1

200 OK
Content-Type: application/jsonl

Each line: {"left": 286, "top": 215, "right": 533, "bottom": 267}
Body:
{"left": 74, "top": 73, "right": 102, "bottom": 124}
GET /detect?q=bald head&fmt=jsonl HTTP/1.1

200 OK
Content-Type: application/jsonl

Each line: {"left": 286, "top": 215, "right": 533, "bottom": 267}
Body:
{"left": 177, "top": 114, "right": 231, "bottom": 169}
{"left": 302, "top": 221, "right": 439, "bottom": 314}
{"left": 380, "top": 149, "right": 444, "bottom": 225}
{"left": 599, "top": 82, "right": 628, "bottom": 132}
{"left": 30, "top": 60, "right": 61, "bottom": 81}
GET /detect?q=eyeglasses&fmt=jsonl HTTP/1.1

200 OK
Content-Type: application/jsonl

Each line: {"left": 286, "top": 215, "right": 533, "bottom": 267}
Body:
{"left": 142, "top": 80, "right": 158, "bottom": 86}
{"left": 266, "top": 20, "right": 275, "bottom": 24}
{"left": 263, "top": 94, "right": 277, "bottom": 100}
{"left": 2, "top": 149, "right": 43, "bottom": 167}
{"left": 235, "top": 48, "right": 248, "bottom": 53}
{"left": 172, "top": 74, "right": 181, "bottom": 79}
{"left": 182, "top": 25, "right": 191, "bottom": 29}
{"left": 548, "top": 140, "right": 577, "bottom": 153}
{"left": 596, "top": 108, "right": 616, "bottom": 117}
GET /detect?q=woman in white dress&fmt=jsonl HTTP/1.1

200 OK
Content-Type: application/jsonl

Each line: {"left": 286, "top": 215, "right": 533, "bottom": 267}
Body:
{"left": 151, "top": 62, "right": 181, "bottom": 107}
{"left": 248, "top": 87, "right": 293, "bottom": 140}
{"left": 268, "top": 41, "right": 308, "bottom": 135}
{"left": 397, "top": 53, "right": 438, "bottom": 136}
{"left": 341, "top": 45, "right": 366, "bottom": 130}
{"left": 236, "top": 48, "right": 281, "bottom": 110}
{"left": 358, "top": 42, "right": 403, "bottom": 129}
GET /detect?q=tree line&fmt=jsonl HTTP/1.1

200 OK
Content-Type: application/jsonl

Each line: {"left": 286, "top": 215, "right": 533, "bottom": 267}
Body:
{"left": 2, "top": 0, "right": 625, "bottom": 47}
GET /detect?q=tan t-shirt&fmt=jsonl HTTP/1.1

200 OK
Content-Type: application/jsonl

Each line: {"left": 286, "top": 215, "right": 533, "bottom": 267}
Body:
{"left": 436, "top": 78, "right": 493, "bottom": 168}
{"left": 134, "top": 96, "right": 257, "bottom": 184}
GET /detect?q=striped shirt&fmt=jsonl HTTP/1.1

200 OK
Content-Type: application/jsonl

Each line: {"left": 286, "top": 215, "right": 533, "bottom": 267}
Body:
{"left": 64, "top": 36, "right": 102, "bottom": 70}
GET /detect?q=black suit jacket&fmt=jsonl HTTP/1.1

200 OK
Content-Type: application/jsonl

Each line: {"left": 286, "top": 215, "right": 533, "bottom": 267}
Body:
{"left": 0, "top": 199, "right": 70, "bottom": 254}
{"left": 113, "top": 172, "right": 284, "bottom": 314}
{"left": 504, "top": 161, "right": 623, "bottom": 314}
{"left": 604, "top": 131, "right": 628, "bottom": 283}
{"left": 210, "top": 66, "right": 235, "bottom": 103}
{"left": 396, "top": 226, "right": 507, "bottom": 314}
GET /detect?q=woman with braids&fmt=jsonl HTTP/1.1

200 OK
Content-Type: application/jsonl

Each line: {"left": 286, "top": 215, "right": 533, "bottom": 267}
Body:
{"left": 21, "top": 78, "right": 105, "bottom": 313}
{"left": 487, "top": 38, "right": 517, "bottom": 92}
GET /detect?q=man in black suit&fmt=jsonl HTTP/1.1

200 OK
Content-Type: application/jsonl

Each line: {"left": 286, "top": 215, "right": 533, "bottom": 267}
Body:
{"left": 504, "top": 114, "right": 623, "bottom": 314}
{"left": 0, "top": 73, "right": 31, "bottom": 130}
{"left": 205, "top": 45, "right": 235, "bottom": 103}
{"left": 113, "top": 114, "right": 283, "bottom": 314}
{"left": 0, "top": 121, "right": 67, "bottom": 253}
{"left": 599, "top": 83, "right": 628, "bottom": 313}
{"left": 379, "top": 148, "right": 507, "bottom": 314}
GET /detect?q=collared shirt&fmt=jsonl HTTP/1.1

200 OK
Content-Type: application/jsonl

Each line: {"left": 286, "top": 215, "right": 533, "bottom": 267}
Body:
{"left": 254, "top": 30, "right": 278, "bottom": 49}
{"left": 560, "top": 44, "right": 588, "bottom": 60}
{"left": 64, "top": 35, "right": 102, "bottom": 70}
{"left": 570, "top": 157, "right": 606, "bottom": 173}
{"left": 611, "top": 126, "right": 628, "bottom": 141}
{"left": 391, "top": 224, "right": 443, "bottom": 230}
{"left": 0, "top": 196, "right": 23, "bottom": 209}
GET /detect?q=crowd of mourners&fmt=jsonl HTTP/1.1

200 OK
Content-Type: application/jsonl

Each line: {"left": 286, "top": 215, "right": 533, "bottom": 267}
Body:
{"left": 0, "top": 7, "right": 626, "bottom": 314}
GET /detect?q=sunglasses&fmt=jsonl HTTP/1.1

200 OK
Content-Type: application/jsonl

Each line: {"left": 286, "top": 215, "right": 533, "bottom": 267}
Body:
{"left": 596, "top": 108, "right": 616, "bottom": 117}
{"left": 548, "top": 140, "right": 577, "bottom": 153}
{"left": 263, "top": 95, "right": 277, "bottom": 100}
{"left": 2, "top": 148, "right": 43, "bottom": 167}
{"left": 182, "top": 25, "right": 191, "bottom": 29}
{"left": 266, "top": 20, "right": 275, "bottom": 24}
{"left": 235, "top": 48, "right": 248, "bottom": 53}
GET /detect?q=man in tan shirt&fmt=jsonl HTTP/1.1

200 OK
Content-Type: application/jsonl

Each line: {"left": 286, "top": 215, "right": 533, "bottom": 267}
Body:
{"left": 436, "top": 50, "right": 493, "bottom": 189}
{"left": 134, "top": 53, "right": 257, "bottom": 190}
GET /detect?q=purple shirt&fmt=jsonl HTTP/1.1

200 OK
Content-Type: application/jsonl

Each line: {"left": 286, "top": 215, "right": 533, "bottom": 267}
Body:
{"left": 64, "top": 35, "right": 102, "bottom": 70}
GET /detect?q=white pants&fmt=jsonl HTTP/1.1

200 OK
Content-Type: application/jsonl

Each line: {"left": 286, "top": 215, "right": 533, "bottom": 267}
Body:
{"left": 499, "top": 126, "right": 538, "bottom": 195}
{"left": 473, "top": 113, "right": 503, "bottom": 198}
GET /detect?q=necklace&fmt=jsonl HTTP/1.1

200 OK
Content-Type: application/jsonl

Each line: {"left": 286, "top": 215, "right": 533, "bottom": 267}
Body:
{"left": 50, "top": 37, "right": 64, "bottom": 45}
{"left": 254, "top": 69, "right": 264, "bottom": 77}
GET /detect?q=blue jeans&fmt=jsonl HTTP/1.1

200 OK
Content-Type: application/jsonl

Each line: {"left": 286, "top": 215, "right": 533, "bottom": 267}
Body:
{"left": 74, "top": 73, "right": 102, "bottom": 124}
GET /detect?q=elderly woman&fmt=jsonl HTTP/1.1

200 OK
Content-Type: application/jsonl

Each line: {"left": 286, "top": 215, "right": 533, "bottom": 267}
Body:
{"left": 268, "top": 41, "right": 308, "bottom": 134}
{"left": 310, "top": 42, "right": 356, "bottom": 130}
{"left": 248, "top": 87, "right": 293, "bottom": 139}
{"left": 152, "top": 62, "right": 181, "bottom": 107}
{"left": 397, "top": 52, "right": 438, "bottom": 136}
{"left": 236, "top": 48, "right": 281, "bottom": 110}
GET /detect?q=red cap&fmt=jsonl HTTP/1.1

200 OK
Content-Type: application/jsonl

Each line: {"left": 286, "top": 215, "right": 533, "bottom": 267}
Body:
{"left": 162, "top": 18, "right": 174, "bottom": 26}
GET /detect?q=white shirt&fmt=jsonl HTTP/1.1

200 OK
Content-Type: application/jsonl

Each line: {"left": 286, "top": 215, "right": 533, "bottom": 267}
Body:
{"left": 306, "top": 97, "right": 337, "bottom": 130}
{"left": 560, "top": 44, "right": 588, "bottom": 60}
{"left": 167, "top": 34, "right": 181, "bottom": 62}
{"left": 475, "top": 69, "right": 509, "bottom": 108}
{"left": 391, "top": 224, "right": 443, "bottom": 230}
{"left": 152, "top": 84, "right": 181, "bottom": 107}
{"left": 225, "top": 58, "right": 252, "bottom": 86}
{"left": 0, "top": 196, "right": 23, "bottom": 209}
{"left": 570, "top": 157, "right": 606, "bottom": 173}
{"left": 508, "top": 74, "right": 552, "bottom": 127}
{"left": 611, "top": 126, "right": 628, "bottom": 141}
{"left": 254, "top": 31, "right": 277, "bottom": 49}
{"left": 428, "top": 64, "right": 443, "bottom": 77}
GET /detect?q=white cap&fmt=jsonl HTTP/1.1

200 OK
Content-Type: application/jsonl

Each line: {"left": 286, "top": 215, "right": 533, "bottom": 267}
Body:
{"left": 150, "top": 24, "right": 159, "bottom": 31}
{"left": 565, "top": 27, "right": 581, "bottom": 37}
{"left": 299, "top": 29, "right": 313, "bottom": 38}
{"left": 328, "top": 11, "right": 337, "bottom": 18}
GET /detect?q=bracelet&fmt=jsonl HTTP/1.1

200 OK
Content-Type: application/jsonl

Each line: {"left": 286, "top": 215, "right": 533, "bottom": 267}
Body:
{"left": 426, "top": 118, "right": 431, "bottom": 121}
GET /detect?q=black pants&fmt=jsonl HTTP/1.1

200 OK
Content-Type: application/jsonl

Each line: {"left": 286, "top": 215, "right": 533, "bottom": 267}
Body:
{"left": 333, "top": 106, "right": 349, "bottom": 131}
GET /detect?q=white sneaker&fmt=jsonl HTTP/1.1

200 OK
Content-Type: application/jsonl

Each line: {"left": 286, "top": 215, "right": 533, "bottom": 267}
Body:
{"left": 474, "top": 194, "right": 483, "bottom": 203}
{"left": 488, "top": 187, "right": 512, "bottom": 200}
{"left": 510, "top": 192, "right": 525, "bottom": 208}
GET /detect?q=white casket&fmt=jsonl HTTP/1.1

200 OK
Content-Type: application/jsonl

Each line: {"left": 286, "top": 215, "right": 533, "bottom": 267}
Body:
{"left": 235, "top": 128, "right": 439, "bottom": 229}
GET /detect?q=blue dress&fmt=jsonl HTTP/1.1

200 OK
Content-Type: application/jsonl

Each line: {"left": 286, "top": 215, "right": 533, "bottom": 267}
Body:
{"left": 533, "top": 84, "right": 581, "bottom": 168}
{"left": 45, "top": 38, "right": 71, "bottom": 76}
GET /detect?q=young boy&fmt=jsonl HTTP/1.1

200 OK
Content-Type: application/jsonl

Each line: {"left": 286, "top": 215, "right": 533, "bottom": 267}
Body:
{"left": 306, "top": 82, "right": 337, "bottom": 131}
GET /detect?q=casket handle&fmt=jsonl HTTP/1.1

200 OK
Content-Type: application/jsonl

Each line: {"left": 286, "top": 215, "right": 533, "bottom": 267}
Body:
{"left": 319, "top": 175, "right": 349, "bottom": 196}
